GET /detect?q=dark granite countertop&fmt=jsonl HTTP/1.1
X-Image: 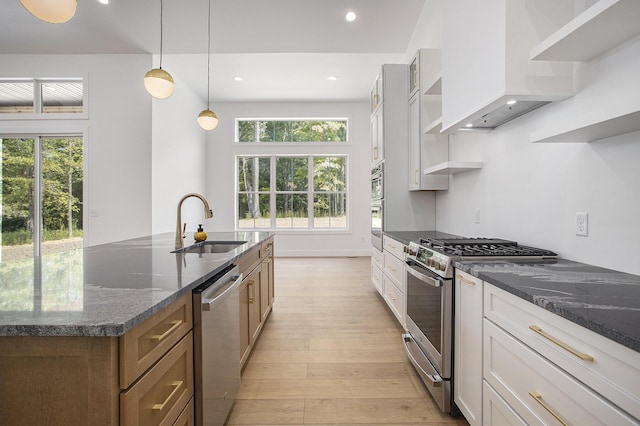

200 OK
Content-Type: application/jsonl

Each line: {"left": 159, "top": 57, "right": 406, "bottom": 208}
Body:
{"left": 0, "top": 231, "right": 273, "bottom": 337}
{"left": 455, "top": 259, "right": 640, "bottom": 353}
{"left": 384, "top": 230, "right": 462, "bottom": 246}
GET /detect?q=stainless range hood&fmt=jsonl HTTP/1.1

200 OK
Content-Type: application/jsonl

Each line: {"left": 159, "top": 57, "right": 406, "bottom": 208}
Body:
{"left": 463, "top": 99, "right": 550, "bottom": 130}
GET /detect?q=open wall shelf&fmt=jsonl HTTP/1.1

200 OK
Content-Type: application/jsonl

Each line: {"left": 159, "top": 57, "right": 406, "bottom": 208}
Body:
{"left": 530, "top": 0, "right": 640, "bottom": 62}
{"left": 423, "top": 161, "right": 483, "bottom": 175}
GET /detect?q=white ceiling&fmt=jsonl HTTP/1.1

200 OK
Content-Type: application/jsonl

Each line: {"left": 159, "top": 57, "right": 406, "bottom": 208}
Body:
{"left": 0, "top": 0, "right": 426, "bottom": 102}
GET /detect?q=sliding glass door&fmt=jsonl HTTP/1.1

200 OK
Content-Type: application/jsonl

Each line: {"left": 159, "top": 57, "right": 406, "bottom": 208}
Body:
{"left": 1, "top": 135, "right": 83, "bottom": 262}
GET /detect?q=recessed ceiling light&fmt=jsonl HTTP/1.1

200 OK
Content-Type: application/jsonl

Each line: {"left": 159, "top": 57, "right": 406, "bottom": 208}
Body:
{"left": 233, "top": 76, "right": 243, "bottom": 81}
{"left": 98, "top": 0, "right": 109, "bottom": 4}
{"left": 507, "top": 100, "right": 517, "bottom": 105}
{"left": 327, "top": 76, "right": 338, "bottom": 81}
{"left": 465, "top": 123, "right": 473, "bottom": 128}
{"left": 345, "top": 11, "right": 357, "bottom": 22}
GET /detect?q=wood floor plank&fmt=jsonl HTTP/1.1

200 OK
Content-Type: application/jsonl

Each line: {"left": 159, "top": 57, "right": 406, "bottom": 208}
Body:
{"left": 230, "top": 257, "right": 468, "bottom": 426}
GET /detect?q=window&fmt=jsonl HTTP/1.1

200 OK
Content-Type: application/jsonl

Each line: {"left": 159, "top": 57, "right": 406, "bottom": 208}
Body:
{"left": 1, "top": 136, "right": 83, "bottom": 262}
{"left": 0, "top": 78, "right": 84, "bottom": 115}
{"left": 237, "top": 155, "right": 347, "bottom": 230}
{"left": 237, "top": 118, "right": 348, "bottom": 142}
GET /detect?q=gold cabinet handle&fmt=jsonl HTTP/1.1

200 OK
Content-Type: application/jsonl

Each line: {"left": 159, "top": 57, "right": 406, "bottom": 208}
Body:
{"left": 529, "top": 325, "right": 593, "bottom": 361}
{"left": 150, "top": 319, "right": 182, "bottom": 341}
{"left": 152, "top": 380, "right": 183, "bottom": 411}
{"left": 248, "top": 280, "right": 255, "bottom": 304}
{"left": 529, "top": 391, "right": 568, "bottom": 426}
{"left": 373, "top": 146, "right": 378, "bottom": 159}
{"left": 456, "top": 274, "right": 476, "bottom": 286}
{"left": 414, "top": 169, "right": 419, "bottom": 185}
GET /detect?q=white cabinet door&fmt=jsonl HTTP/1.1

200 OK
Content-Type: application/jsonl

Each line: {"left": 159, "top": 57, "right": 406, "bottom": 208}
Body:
{"left": 370, "top": 111, "right": 382, "bottom": 165}
{"left": 454, "top": 271, "right": 483, "bottom": 425}
{"left": 483, "top": 381, "right": 527, "bottom": 426}
{"left": 408, "top": 93, "right": 421, "bottom": 191}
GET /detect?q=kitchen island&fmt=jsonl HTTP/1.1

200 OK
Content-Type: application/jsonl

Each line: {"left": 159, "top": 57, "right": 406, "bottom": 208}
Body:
{"left": 0, "top": 231, "right": 274, "bottom": 426}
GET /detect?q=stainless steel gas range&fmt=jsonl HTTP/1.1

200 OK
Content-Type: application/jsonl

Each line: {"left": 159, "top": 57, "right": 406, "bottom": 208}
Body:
{"left": 402, "top": 237, "right": 557, "bottom": 414}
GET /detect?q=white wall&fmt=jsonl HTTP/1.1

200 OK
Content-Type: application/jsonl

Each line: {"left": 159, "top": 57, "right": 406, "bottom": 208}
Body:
{"left": 204, "top": 102, "right": 372, "bottom": 257}
{"left": 0, "top": 54, "right": 153, "bottom": 247}
{"left": 151, "top": 69, "right": 208, "bottom": 236}
{"left": 435, "top": 36, "right": 640, "bottom": 275}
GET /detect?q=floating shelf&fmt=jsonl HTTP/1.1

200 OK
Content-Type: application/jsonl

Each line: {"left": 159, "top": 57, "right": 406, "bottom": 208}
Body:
{"left": 423, "top": 117, "right": 443, "bottom": 134}
{"left": 530, "top": 0, "right": 640, "bottom": 62}
{"left": 531, "top": 110, "right": 640, "bottom": 143}
{"left": 423, "top": 161, "right": 483, "bottom": 175}
{"left": 423, "top": 75, "right": 442, "bottom": 96}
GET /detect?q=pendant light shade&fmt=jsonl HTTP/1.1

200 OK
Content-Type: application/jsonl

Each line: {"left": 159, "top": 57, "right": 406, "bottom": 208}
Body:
{"left": 198, "top": 109, "right": 219, "bottom": 130}
{"left": 144, "top": 68, "right": 175, "bottom": 99}
{"left": 20, "top": 0, "right": 77, "bottom": 23}
{"left": 198, "top": 0, "right": 219, "bottom": 131}
{"left": 144, "top": 0, "right": 174, "bottom": 99}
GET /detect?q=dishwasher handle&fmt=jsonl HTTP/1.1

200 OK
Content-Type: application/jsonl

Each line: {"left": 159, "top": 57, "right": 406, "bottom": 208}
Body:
{"left": 202, "top": 270, "right": 242, "bottom": 311}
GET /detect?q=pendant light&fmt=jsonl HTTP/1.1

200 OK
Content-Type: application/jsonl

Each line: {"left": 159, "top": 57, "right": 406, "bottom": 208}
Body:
{"left": 197, "top": 0, "right": 219, "bottom": 130}
{"left": 144, "top": 0, "right": 175, "bottom": 99}
{"left": 20, "top": 0, "right": 77, "bottom": 23}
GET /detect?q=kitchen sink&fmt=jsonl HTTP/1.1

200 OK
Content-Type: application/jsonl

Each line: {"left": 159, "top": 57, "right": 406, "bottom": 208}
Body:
{"left": 172, "top": 241, "right": 247, "bottom": 254}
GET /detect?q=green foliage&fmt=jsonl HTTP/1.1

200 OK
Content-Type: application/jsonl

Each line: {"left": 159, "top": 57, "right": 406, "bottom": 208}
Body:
{"left": 1, "top": 137, "right": 83, "bottom": 241}
{"left": 237, "top": 120, "right": 347, "bottom": 142}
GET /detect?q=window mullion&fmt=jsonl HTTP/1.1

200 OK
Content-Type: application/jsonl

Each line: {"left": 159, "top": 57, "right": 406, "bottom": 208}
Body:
{"left": 33, "top": 136, "right": 43, "bottom": 257}
{"left": 270, "top": 156, "right": 276, "bottom": 229}
{"left": 308, "top": 155, "right": 314, "bottom": 228}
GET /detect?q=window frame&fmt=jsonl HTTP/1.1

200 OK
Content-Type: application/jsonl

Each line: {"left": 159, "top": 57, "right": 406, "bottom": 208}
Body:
{"left": 234, "top": 117, "right": 350, "bottom": 145}
{"left": 0, "top": 75, "right": 89, "bottom": 121}
{"left": 235, "top": 154, "right": 349, "bottom": 233}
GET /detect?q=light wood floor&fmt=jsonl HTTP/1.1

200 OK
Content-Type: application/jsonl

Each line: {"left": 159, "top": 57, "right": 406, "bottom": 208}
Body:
{"left": 226, "top": 257, "right": 469, "bottom": 426}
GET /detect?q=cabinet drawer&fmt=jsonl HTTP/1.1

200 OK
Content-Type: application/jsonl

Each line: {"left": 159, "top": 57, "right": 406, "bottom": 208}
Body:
{"left": 484, "top": 320, "right": 638, "bottom": 426}
{"left": 383, "top": 250, "right": 405, "bottom": 288}
{"left": 485, "top": 284, "right": 640, "bottom": 420}
{"left": 383, "top": 235, "right": 405, "bottom": 260}
{"left": 383, "top": 274, "right": 404, "bottom": 326}
{"left": 371, "top": 261, "right": 383, "bottom": 295}
{"left": 238, "top": 245, "right": 261, "bottom": 275}
{"left": 120, "top": 293, "right": 193, "bottom": 389}
{"left": 173, "top": 397, "right": 194, "bottom": 426}
{"left": 371, "top": 247, "right": 383, "bottom": 269}
{"left": 262, "top": 237, "right": 274, "bottom": 258}
{"left": 121, "top": 331, "right": 194, "bottom": 426}
{"left": 483, "top": 380, "right": 527, "bottom": 426}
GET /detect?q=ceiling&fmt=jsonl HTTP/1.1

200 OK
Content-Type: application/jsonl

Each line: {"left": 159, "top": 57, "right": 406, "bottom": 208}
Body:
{"left": 0, "top": 0, "right": 426, "bottom": 103}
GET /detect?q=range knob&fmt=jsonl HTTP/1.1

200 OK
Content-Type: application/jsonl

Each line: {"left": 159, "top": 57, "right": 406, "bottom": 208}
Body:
{"left": 437, "top": 261, "right": 447, "bottom": 271}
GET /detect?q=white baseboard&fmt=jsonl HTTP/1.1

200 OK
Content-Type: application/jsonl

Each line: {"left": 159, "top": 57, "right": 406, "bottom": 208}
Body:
{"left": 275, "top": 249, "right": 373, "bottom": 257}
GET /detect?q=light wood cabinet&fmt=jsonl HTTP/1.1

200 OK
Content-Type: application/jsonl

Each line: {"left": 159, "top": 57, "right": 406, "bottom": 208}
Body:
{"left": 0, "top": 292, "right": 194, "bottom": 426}
{"left": 239, "top": 236, "right": 275, "bottom": 369}
{"left": 453, "top": 271, "right": 483, "bottom": 426}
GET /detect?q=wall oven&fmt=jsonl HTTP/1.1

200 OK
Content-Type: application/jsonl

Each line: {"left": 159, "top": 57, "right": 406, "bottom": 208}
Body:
{"left": 371, "top": 163, "right": 384, "bottom": 251}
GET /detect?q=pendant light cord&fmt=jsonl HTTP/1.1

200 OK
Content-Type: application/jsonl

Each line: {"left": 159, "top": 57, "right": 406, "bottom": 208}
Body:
{"left": 159, "top": 0, "right": 164, "bottom": 69}
{"left": 206, "top": 0, "right": 211, "bottom": 108}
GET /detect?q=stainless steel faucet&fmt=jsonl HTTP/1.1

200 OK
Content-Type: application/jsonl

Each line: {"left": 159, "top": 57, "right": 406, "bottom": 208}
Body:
{"left": 175, "top": 193, "right": 213, "bottom": 249}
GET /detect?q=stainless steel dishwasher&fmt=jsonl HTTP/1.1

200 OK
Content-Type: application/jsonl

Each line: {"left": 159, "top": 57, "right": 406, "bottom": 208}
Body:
{"left": 193, "top": 264, "right": 242, "bottom": 426}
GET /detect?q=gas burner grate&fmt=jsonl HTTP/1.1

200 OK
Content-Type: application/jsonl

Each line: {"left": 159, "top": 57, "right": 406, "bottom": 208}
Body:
{"left": 418, "top": 238, "right": 557, "bottom": 258}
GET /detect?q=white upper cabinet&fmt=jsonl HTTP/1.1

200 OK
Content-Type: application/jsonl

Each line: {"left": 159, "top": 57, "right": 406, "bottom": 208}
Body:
{"left": 408, "top": 49, "right": 449, "bottom": 191}
{"left": 441, "top": 0, "right": 575, "bottom": 132}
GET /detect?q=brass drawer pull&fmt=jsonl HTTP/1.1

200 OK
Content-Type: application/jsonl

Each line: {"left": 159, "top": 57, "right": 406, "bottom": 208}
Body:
{"left": 150, "top": 319, "right": 183, "bottom": 341}
{"left": 152, "top": 380, "right": 183, "bottom": 411}
{"left": 529, "top": 391, "right": 568, "bottom": 426}
{"left": 248, "top": 280, "right": 255, "bottom": 304}
{"left": 529, "top": 325, "right": 594, "bottom": 361}
{"left": 456, "top": 274, "right": 476, "bottom": 286}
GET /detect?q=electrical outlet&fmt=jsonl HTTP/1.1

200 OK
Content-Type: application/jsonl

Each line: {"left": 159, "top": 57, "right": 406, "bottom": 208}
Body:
{"left": 474, "top": 208, "right": 480, "bottom": 224}
{"left": 576, "top": 212, "right": 588, "bottom": 237}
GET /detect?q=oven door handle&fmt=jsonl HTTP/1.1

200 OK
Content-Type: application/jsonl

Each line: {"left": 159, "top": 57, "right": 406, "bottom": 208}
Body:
{"left": 402, "top": 335, "right": 443, "bottom": 387}
{"left": 406, "top": 262, "right": 445, "bottom": 287}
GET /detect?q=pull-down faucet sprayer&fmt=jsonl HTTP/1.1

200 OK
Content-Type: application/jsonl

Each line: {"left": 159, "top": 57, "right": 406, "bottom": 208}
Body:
{"left": 175, "top": 193, "right": 213, "bottom": 249}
